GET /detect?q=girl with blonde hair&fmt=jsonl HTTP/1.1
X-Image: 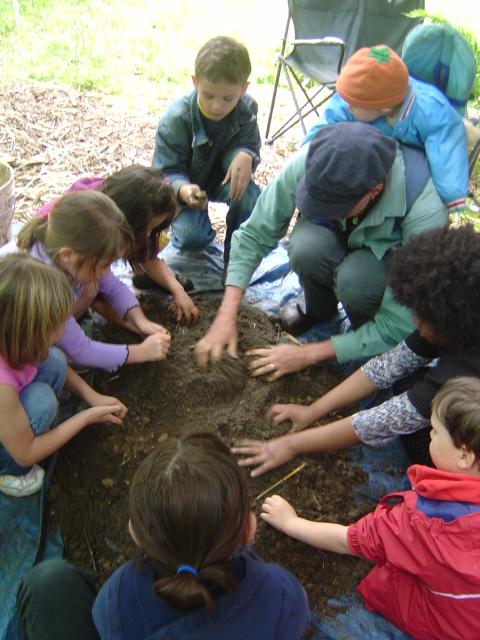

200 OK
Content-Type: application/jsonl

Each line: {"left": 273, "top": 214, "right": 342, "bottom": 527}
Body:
{"left": 0, "top": 253, "right": 127, "bottom": 497}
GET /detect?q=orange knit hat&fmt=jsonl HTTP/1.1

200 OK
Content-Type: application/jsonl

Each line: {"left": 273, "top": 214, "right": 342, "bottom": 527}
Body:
{"left": 336, "top": 45, "right": 409, "bottom": 109}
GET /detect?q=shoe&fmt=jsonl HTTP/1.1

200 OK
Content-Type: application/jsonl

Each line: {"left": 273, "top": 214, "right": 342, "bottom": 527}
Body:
{"left": 0, "top": 464, "right": 45, "bottom": 497}
{"left": 280, "top": 303, "right": 317, "bottom": 336}
{"left": 132, "top": 273, "right": 194, "bottom": 292}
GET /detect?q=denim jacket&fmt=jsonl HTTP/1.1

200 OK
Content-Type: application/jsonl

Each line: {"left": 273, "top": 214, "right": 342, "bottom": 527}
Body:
{"left": 152, "top": 89, "right": 261, "bottom": 197}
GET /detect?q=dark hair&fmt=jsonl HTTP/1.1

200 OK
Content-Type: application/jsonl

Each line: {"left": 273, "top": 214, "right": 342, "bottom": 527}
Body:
{"left": 101, "top": 166, "right": 176, "bottom": 267}
{"left": 432, "top": 377, "right": 480, "bottom": 460}
{"left": 195, "top": 36, "right": 251, "bottom": 85}
{"left": 129, "top": 432, "right": 251, "bottom": 614}
{"left": 17, "top": 191, "right": 134, "bottom": 275}
{"left": 387, "top": 223, "right": 480, "bottom": 350}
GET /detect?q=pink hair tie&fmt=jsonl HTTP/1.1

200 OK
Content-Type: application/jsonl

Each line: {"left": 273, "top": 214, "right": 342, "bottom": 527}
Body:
{"left": 42, "top": 211, "right": 49, "bottom": 220}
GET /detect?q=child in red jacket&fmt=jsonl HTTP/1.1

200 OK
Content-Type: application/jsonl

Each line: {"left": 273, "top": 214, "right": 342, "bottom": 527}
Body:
{"left": 261, "top": 377, "right": 480, "bottom": 640}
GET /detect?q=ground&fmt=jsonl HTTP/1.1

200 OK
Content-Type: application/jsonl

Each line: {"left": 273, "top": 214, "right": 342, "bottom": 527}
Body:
{"left": 48, "top": 296, "right": 374, "bottom": 629}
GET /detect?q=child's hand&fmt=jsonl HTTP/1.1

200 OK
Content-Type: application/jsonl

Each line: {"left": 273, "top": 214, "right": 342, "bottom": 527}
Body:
{"left": 223, "top": 151, "right": 253, "bottom": 200}
{"left": 261, "top": 495, "right": 298, "bottom": 533}
{"left": 179, "top": 184, "right": 208, "bottom": 210}
{"left": 85, "top": 404, "right": 127, "bottom": 426}
{"left": 267, "top": 403, "right": 314, "bottom": 432}
{"left": 90, "top": 394, "right": 128, "bottom": 420}
{"left": 134, "top": 318, "right": 170, "bottom": 336}
{"left": 231, "top": 434, "right": 297, "bottom": 477}
{"left": 173, "top": 290, "right": 199, "bottom": 326}
{"left": 140, "top": 332, "right": 171, "bottom": 362}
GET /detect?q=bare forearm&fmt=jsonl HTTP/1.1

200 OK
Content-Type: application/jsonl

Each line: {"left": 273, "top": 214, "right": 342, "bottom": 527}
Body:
{"left": 308, "top": 369, "right": 378, "bottom": 422}
{"left": 143, "top": 259, "right": 183, "bottom": 295}
{"left": 303, "top": 339, "right": 337, "bottom": 365}
{"left": 284, "top": 518, "right": 351, "bottom": 554}
{"left": 16, "top": 412, "right": 92, "bottom": 467}
{"left": 64, "top": 366, "right": 98, "bottom": 405}
{"left": 290, "top": 417, "right": 361, "bottom": 456}
{"left": 217, "top": 285, "right": 244, "bottom": 320}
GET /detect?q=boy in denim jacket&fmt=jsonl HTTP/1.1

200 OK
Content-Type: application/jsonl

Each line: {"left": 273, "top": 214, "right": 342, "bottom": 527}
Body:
{"left": 152, "top": 36, "right": 261, "bottom": 280}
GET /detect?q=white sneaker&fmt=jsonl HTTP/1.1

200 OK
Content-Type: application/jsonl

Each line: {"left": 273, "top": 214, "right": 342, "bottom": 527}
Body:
{"left": 0, "top": 464, "right": 45, "bottom": 497}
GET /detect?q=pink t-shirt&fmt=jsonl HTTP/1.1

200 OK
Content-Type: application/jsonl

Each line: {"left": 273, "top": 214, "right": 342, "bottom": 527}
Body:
{"left": 0, "top": 354, "right": 37, "bottom": 395}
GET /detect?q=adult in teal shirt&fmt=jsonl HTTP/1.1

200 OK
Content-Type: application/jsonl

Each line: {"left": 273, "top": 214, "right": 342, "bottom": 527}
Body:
{"left": 195, "top": 122, "right": 447, "bottom": 378}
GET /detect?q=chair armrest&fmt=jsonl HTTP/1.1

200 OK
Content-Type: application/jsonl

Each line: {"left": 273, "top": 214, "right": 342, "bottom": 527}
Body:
{"left": 284, "top": 37, "right": 345, "bottom": 47}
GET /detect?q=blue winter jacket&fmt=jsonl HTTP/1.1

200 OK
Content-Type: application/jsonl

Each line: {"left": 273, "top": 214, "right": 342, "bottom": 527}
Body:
{"left": 303, "top": 77, "right": 469, "bottom": 213}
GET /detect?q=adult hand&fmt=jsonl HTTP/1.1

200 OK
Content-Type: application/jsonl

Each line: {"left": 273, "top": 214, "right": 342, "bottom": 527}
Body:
{"left": 246, "top": 345, "right": 312, "bottom": 379}
{"left": 173, "top": 290, "right": 199, "bottom": 326}
{"left": 231, "top": 435, "right": 296, "bottom": 477}
{"left": 178, "top": 184, "right": 208, "bottom": 210}
{"left": 261, "top": 495, "right": 298, "bottom": 533}
{"left": 195, "top": 316, "right": 238, "bottom": 368}
{"left": 222, "top": 152, "right": 253, "bottom": 200}
{"left": 267, "top": 403, "right": 314, "bottom": 432}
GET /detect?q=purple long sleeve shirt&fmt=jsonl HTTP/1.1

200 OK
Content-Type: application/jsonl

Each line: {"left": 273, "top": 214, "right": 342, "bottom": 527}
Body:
{"left": 30, "top": 242, "right": 138, "bottom": 372}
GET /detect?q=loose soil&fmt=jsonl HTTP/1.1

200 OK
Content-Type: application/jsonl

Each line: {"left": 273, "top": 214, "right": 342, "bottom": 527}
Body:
{"left": 48, "top": 296, "right": 375, "bottom": 631}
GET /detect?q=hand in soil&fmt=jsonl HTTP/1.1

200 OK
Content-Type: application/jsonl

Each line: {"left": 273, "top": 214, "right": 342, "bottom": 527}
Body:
{"left": 90, "top": 394, "right": 128, "bottom": 420}
{"left": 133, "top": 318, "right": 170, "bottom": 337}
{"left": 231, "top": 435, "right": 297, "bottom": 477}
{"left": 173, "top": 290, "right": 199, "bottom": 326}
{"left": 261, "top": 495, "right": 298, "bottom": 533}
{"left": 139, "top": 332, "right": 171, "bottom": 361}
{"left": 246, "top": 345, "right": 311, "bottom": 379}
{"left": 195, "top": 316, "right": 238, "bottom": 368}
{"left": 84, "top": 404, "right": 127, "bottom": 425}
{"left": 268, "top": 403, "right": 314, "bottom": 432}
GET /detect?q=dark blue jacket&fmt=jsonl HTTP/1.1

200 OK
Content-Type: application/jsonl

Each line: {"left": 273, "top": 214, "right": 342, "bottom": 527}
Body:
{"left": 92, "top": 553, "right": 309, "bottom": 639}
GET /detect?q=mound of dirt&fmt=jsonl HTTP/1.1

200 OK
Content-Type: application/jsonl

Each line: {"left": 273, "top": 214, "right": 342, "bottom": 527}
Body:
{"left": 48, "top": 296, "right": 374, "bottom": 632}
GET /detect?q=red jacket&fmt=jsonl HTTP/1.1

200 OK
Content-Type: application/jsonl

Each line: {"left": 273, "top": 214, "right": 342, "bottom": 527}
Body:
{"left": 347, "top": 465, "right": 480, "bottom": 640}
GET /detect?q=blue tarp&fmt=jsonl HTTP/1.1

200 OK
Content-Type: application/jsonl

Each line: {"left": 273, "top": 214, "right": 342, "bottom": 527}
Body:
{"left": 0, "top": 236, "right": 412, "bottom": 639}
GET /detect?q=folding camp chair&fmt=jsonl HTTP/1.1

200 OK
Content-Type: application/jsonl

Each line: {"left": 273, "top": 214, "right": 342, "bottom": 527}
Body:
{"left": 265, "top": 0, "right": 424, "bottom": 144}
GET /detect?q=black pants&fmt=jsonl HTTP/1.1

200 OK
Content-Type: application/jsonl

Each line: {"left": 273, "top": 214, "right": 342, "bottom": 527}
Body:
{"left": 16, "top": 559, "right": 99, "bottom": 640}
{"left": 393, "top": 368, "right": 433, "bottom": 467}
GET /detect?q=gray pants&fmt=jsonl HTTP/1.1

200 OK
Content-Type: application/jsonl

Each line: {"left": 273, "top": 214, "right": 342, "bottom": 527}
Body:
{"left": 287, "top": 216, "right": 390, "bottom": 328}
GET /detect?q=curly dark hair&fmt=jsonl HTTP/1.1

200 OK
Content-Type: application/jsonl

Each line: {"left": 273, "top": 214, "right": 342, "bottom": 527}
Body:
{"left": 387, "top": 223, "right": 480, "bottom": 351}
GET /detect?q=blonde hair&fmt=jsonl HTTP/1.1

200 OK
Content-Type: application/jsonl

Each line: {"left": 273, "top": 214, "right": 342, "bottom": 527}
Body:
{"left": 17, "top": 191, "right": 134, "bottom": 274}
{"left": 0, "top": 252, "right": 74, "bottom": 369}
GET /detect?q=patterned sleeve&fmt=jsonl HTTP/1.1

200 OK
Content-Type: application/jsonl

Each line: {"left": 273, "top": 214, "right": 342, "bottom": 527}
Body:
{"left": 361, "top": 340, "right": 435, "bottom": 389}
{"left": 351, "top": 392, "right": 430, "bottom": 447}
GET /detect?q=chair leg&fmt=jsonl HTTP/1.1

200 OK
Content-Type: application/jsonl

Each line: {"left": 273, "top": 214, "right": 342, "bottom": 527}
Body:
{"left": 265, "top": 60, "right": 284, "bottom": 141}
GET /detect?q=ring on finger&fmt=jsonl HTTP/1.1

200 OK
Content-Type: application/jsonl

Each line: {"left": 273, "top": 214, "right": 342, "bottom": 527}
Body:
{"left": 269, "top": 363, "right": 276, "bottom": 372}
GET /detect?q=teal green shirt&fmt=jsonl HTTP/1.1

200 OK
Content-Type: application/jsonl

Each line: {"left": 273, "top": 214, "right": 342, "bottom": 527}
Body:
{"left": 228, "top": 143, "right": 447, "bottom": 363}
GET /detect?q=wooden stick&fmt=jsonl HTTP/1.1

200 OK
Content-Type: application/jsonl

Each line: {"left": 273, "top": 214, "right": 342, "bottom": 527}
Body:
{"left": 254, "top": 462, "right": 306, "bottom": 502}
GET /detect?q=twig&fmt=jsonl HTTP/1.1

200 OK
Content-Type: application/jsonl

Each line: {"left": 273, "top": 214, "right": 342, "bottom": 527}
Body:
{"left": 283, "top": 331, "right": 303, "bottom": 346}
{"left": 254, "top": 462, "right": 306, "bottom": 502}
{"left": 83, "top": 523, "right": 97, "bottom": 572}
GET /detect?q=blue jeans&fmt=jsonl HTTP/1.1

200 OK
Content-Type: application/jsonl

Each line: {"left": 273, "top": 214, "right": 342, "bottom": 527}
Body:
{"left": 171, "top": 179, "right": 261, "bottom": 263}
{"left": 288, "top": 216, "right": 390, "bottom": 327}
{"left": 0, "top": 347, "right": 67, "bottom": 476}
{"left": 17, "top": 559, "right": 99, "bottom": 640}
